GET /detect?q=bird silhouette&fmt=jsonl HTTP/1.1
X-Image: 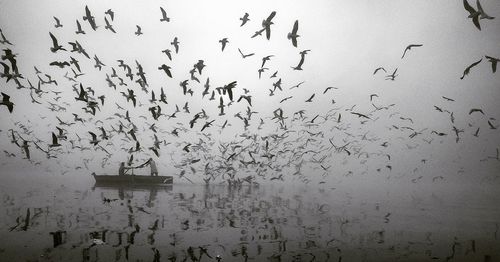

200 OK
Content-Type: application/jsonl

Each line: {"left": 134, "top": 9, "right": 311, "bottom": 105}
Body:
{"left": 171, "top": 37, "right": 180, "bottom": 53}
{"left": 401, "top": 44, "right": 423, "bottom": 59}
{"left": 49, "top": 32, "right": 66, "bottom": 53}
{"left": 135, "top": 25, "right": 143, "bottom": 36}
{"left": 53, "top": 17, "right": 63, "bottom": 28}
{"left": 262, "top": 11, "right": 276, "bottom": 40}
{"left": 0, "top": 92, "right": 14, "bottom": 113}
{"left": 287, "top": 20, "right": 299, "bottom": 47}
{"left": 460, "top": 58, "right": 482, "bottom": 79}
{"left": 160, "top": 7, "right": 170, "bottom": 22}
{"left": 219, "top": 38, "right": 229, "bottom": 52}
{"left": 240, "top": 13, "right": 250, "bottom": 26}
{"left": 485, "top": 55, "right": 499, "bottom": 73}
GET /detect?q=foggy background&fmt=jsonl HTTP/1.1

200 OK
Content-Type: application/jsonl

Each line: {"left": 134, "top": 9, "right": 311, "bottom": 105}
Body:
{"left": 0, "top": 0, "right": 499, "bottom": 187}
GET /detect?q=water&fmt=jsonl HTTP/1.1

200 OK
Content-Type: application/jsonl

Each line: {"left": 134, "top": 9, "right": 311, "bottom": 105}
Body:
{"left": 0, "top": 175, "right": 499, "bottom": 262}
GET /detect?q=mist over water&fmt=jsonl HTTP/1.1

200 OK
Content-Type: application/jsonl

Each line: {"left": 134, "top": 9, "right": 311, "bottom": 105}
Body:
{"left": 1, "top": 0, "right": 500, "bottom": 261}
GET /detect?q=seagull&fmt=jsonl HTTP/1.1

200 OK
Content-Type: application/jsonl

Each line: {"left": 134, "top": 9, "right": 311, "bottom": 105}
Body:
{"left": 135, "top": 25, "right": 143, "bottom": 36}
{"left": 49, "top": 32, "right": 66, "bottom": 53}
{"left": 485, "top": 56, "right": 499, "bottom": 73}
{"left": 162, "top": 49, "right": 172, "bottom": 60}
{"left": 238, "top": 48, "right": 254, "bottom": 58}
{"left": 460, "top": 58, "right": 482, "bottom": 79}
{"left": 261, "top": 55, "right": 274, "bottom": 68}
{"left": 219, "top": 38, "right": 229, "bottom": 52}
{"left": 463, "top": 0, "right": 481, "bottom": 30}
{"left": 158, "top": 64, "right": 173, "bottom": 78}
{"left": 305, "top": 93, "right": 315, "bottom": 102}
{"left": 401, "top": 44, "right": 423, "bottom": 59}
{"left": 287, "top": 20, "right": 299, "bottom": 47}
{"left": 49, "top": 132, "right": 61, "bottom": 147}
{"left": 104, "top": 17, "right": 116, "bottom": 33}
{"left": 53, "top": 17, "right": 63, "bottom": 28}
{"left": 75, "top": 20, "right": 85, "bottom": 34}
{"left": 469, "top": 108, "right": 484, "bottom": 115}
{"left": 477, "top": 0, "right": 495, "bottom": 20}
{"left": 160, "top": 7, "right": 170, "bottom": 22}
{"left": 171, "top": 37, "right": 180, "bottom": 53}
{"left": 83, "top": 5, "right": 98, "bottom": 31}
{"left": 262, "top": 11, "right": 276, "bottom": 40}
{"left": 105, "top": 9, "right": 114, "bottom": 21}
{"left": 240, "top": 13, "right": 250, "bottom": 26}
{"left": 373, "top": 67, "right": 386, "bottom": 75}
{"left": 0, "top": 92, "right": 14, "bottom": 113}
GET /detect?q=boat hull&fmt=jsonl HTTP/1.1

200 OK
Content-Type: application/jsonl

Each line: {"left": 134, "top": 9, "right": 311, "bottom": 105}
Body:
{"left": 93, "top": 174, "right": 173, "bottom": 186}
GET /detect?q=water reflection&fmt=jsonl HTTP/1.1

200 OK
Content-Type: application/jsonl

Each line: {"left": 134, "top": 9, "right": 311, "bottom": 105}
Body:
{"left": 1, "top": 182, "right": 499, "bottom": 261}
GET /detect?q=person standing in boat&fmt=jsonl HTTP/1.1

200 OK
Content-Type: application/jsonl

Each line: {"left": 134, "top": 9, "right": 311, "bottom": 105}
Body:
{"left": 119, "top": 162, "right": 131, "bottom": 176}
{"left": 149, "top": 158, "right": 158, "bottom": 176}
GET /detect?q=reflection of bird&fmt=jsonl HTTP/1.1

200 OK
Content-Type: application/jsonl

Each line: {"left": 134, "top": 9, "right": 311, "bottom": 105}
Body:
{"left": 53, "top": 17, "right": 63, "bottom": 28}
{"left": 460, "top": 59, "right": 482, "bottom": 79}
{"left": 485, "top": 56, "right": 499, "bottom": 73}
{"left": 401, "top": 44, "right": 423, "bottom": 59}
{"left": 160, "top": 7, "right": 170, "bottom": 22}
{"left": 240, "top": 13, "right": 250, "bottom": 26}
{"left": 287, "top": 20, "right": 299, "bottom": 47}
{"left": 0, "top": 92, "right": 14, "bottom": 113}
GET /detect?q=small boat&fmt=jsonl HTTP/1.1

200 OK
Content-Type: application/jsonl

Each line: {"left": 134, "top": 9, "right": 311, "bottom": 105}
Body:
{"left": 92, "top": 173, "right": 173, "bottom": 186}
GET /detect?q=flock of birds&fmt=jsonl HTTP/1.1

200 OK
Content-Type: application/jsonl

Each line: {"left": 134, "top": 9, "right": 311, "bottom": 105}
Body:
{"left": 0, "top": 2, "right": 499, "bottom": 185}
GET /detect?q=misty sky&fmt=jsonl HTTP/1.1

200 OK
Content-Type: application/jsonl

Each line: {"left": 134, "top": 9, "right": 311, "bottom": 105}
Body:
{"left": 0, "top": 0, "right": 499, "bottom": 184}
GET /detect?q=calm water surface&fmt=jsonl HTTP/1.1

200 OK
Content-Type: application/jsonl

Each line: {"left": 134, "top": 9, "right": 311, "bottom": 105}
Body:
{"left": 0, "top": 174, "right": 499, "bottom": 262}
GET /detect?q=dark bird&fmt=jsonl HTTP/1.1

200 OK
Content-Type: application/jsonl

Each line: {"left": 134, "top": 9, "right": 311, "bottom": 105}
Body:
{"left": 162, "top": 49, "right": 172, "bottom": 60}
{"left": 83, "top": 5, "right": 98, "bottom": 30}
{"left": 49, "top": 132, "right": 61, "bottom": 147}
{"left": 370, "top": 94, "right": 379, "bottom": 101}
{"left": 201, "top": 120, "right": 215, "bottom": 132}
{"left": 0, "top": 92, "right": 14, "bottom": 113}
{"left": 237, "top": 95, "right": 252, "bottom": 106}
{"left": 257, "top": 67, "right": 268, "bottom": 79}
{"left": 49, "top": 61, "right": 70, "bottom": 68}
{"left": 160, "top": 7, "right": 170, "bottom": 22}
{"left": 21, "top": 141, "right": 30, "bottom": 160}
{"left": 251, "top": 28, "right": 266, "bottom": 38}
{"left": 442, "top": 96, "right": 455, "bottom": 101}
{"left": 53, "top": 17, "right": 63, "bottom": 28}
{"left": 469, "top": 108, "right": 484, "bottom": 115}
{"left": 460, "top": 58, "right": 482, "bottom": 79}
{"left": 75, "top": 83, "right": 88, "bottom": 102}
{"left": 351, "top": 112, "right": 371, "bottom": 119}
{"left": 105, "top": 9, "right": 114, "bottom": 21}
{"left": 135, "top": 25, "right": 143, "bottom": 36}
{"left": 94, "top": 55, "right": 105, "bottom": 71}
{"left": 0, "top": 29, "right": 12, "bottom": 45}
{"left": 373, "top": 67, "right": 386, "bottom": 75}
{"left": 401, "top": 44, "right": 423, "bottom": 59}
{"left": 158, "top": 64, "right": 172, "bottom": 78}
{"left": 385, "top": 68, "right": 398, "bottom": 81}
{"left": 305, "top": 93, "right": 315, "bottom": 102}
{"left": 485, "top": 56, "right": 499, "bottom": 73}
{"left": 88, "top": 132, "right": 100, "bottom": 146}
{"left": 323, "top": 86, "right": 337, "bottom": 94}
{"left": 171, "top": 37, "right": 180, "bottom": 53}
{"left": 238, "top": 48, "right": 254, "bottom": 58}
{"left": 104, "top": 17, "right": 116, "bottom": 33}
{"left": 75, "top": 20, "right": 85, "bottom": 34}
{"left": 287, "top": 20, "right": 299, "bottom": 47}
{"left": 49, "top": 32, "right": 66, "bottom": 53}
{"left": 240, "top": 13, "right": 250, "bottom": 26}
{"left": 280, "top": 96, "right": 293, "bottom": 103}
{"left": 477, "top": 0, "right": 495, "bottom": 20}
{"left": 194, "top": 60, "right": 205, "bottom": 74}
{"left": 218, "top": 97, "right": 225, "bottom": 116}
{"left": 261, "top": 55, "right": 274, "bottom": 68}
{"left": 219, "top": 38, "right": 229, "bottom": 52}
{"left": 223, "top": 81, "right": 237, "bottom": 101}
{"left": 292, "top": 49, "right": 310, "bottom": 70}
{"left": 262, "top": 11, "right": 277, "bottom": 40}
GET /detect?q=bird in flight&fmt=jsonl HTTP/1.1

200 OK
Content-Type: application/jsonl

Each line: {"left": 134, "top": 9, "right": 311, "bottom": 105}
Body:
{"left": 49, "top": 32, "right": 66, "bottom": 53}
{"left": 83, "top": 5, "right": 98, "bottom": 31}
{"left": 287, "top": 20, "right": 299, "bottom": 47}
{"left": 158, "top": 64, "right": 173, "bottom": 78}
{"left": 238, "top": 48, "right": 254, "bottom": 59}
{"left": 75, "top": 20, "right": 85, "bottom": 34}
{"left": 240, "top": 13, "right": 250, "bottom": 26}
{"left": 104, "top": 17, "right": 116, "bottom": 33}
{"left": 262, "top": 55, "right": 274, "bottom": 68}
{"left": 49, "top": 132, "right": 61, "bottom": 147}
{"left": 373, "top": 67, "right": 386, "bottom": 75}
{"left": 105, "top": 9, "right": 114, "bottom": 21}
{"left": 262, "top": 11, "right": 276, "bottom": 40}
{"left": 219, "top": 38, "right": 229, "bottom": 52}
{"left": 460, "top": 58, "right": 482, "bottom": 79}
{"left": 401, "top": 44, "right": 423, "bottom": 59}
{"left": 485, "top": 55, "right": 499, "bottom": 73}
{"left": 160, "top": 7, "right": 170, "bottom": 22}
{"left": 135, "top": 25, "right": 143, "bottom": 36}
{"left": 463, "top": 0, "right": 493, "bottom": 30}
{"left": 0, "top": 92, "right": 14, "bottom": 113}
{"left": 53, "top": 17, "right": 63, "bottom": 28}
{"left": 171, "top": 37, "right": 180, "bottom": 53}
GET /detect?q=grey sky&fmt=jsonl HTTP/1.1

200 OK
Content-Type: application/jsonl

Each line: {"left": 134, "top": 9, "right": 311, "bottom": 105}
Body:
{"left": 0, "top": 0, "right": 499, "bottom": 184}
